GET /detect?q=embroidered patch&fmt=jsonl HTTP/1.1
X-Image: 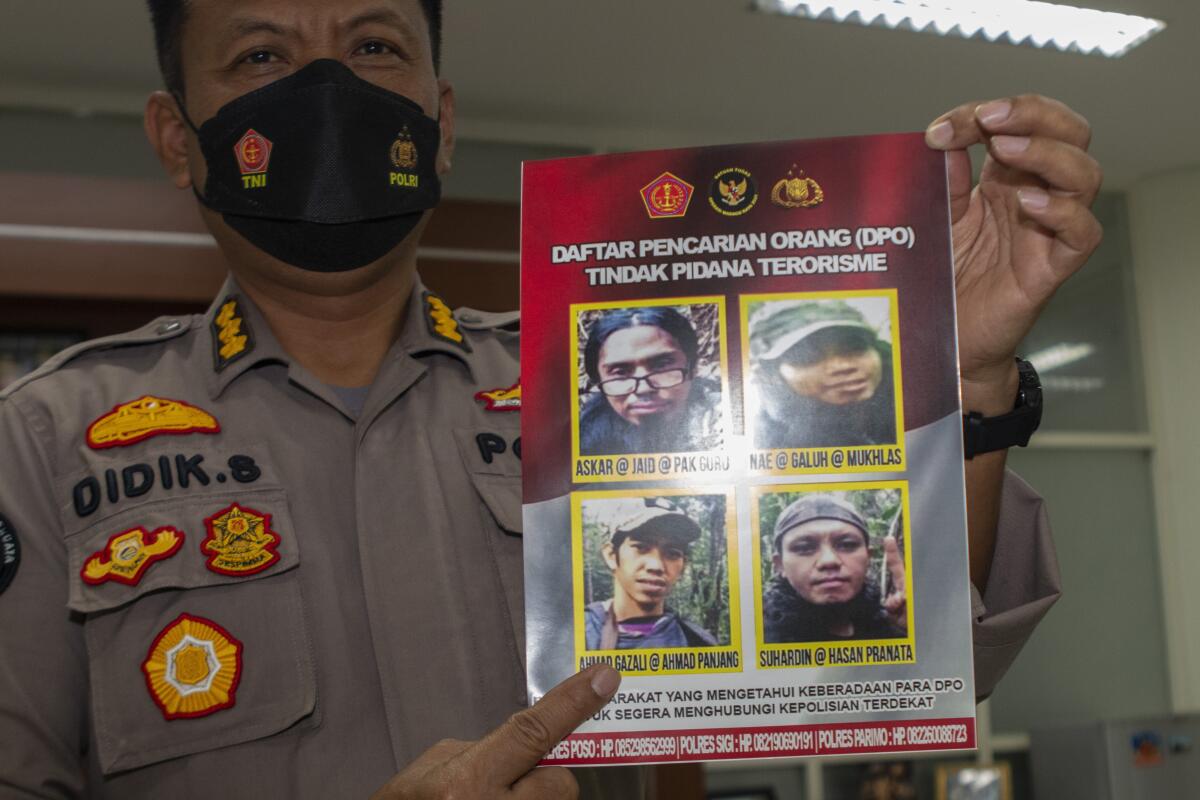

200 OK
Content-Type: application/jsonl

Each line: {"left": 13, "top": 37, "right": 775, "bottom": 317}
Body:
{"left": 86, "top": 396, "right": 220, "bottom": 450}
{"left": 423, "top": 291, "right": 472, "bottom": 352}
{"left": 143, "top": 613, "right": 243, "bottom": 720}
{"left": 202, "top": 503, "right": 280, "bottom": 576}
{"left": 475, "top": 381, "right": 521, "bottom": 412}
{"left": 211, "top": 296, "right": 254, "bottom": 372}
{"left": 0, "top": 514, "right": 19, "bottom": 595}
{"left": 81, "top": 527, "right": 184, "bottom": 586}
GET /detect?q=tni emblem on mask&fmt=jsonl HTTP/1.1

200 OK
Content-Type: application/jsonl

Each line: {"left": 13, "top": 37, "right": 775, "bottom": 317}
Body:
{"left": 202, "top": 502, "right": 281, "bottom": 576}
{"left": 641, "top": 172, "right": 694, "bottom": 219}
{"left": 234, "top": 129, "right": 272, "bottom": 189}
{"left": 389, "top": 127, "right": 420, "bottom": 189}
{"left": 771, "top": 165, "right": 824, "bottom": 209}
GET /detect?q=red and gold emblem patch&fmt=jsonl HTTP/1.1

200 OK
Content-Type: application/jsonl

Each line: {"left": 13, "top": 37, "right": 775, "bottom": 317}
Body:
{"left": 81, "top": 526, "right": 184, "bottom": 586}
{"left": 86, "top": 396, "right": 220, "bottom": 450}
{"left": 475, "top": 382, "right": 521, "bottom": 412}
{"left": 143, "top": 613, "right": 242, "bottom": 720}
{"left": 234, "top": 129, "right": 272, "bottom": 175}
{"left": 201, "top": 503, "right": 281, "bottom": 576}
{"left": 641, "top": 172, "right": 694, "bottom": 219}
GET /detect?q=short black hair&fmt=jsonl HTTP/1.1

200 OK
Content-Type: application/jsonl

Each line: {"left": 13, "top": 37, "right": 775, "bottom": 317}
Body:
{"left": 146, "top": 0, "right": 444, "bottom": 96}
{"left": 583, "top": 307, "right": 700, "bottom": 386}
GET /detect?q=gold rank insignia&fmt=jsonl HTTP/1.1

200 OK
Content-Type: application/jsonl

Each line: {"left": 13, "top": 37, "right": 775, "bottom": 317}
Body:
{"left": 86, "top": 395, "right": 220, "bottom": 450}
{"left": 201, "top": 503, "right": 281, "bottom": 576}
{"left": 211, "top": 295, "right": 255, "bottom": 372}
{"left": 771, "top": 165, "right": 825, "bottom": 209}
{"left": 423, "top": 291, "right": 472, "bottom": 352}
{"left": 143, "top": 613, "right": 242, "bottom": 720}
{"left": 390, "top": 126, "right": 418, "bottom": 169}
{"left": 475, "top": 381, "right": 521, "bottom": 412}
{"left": 81, "top": 526, "right": 184, "bottom": 586}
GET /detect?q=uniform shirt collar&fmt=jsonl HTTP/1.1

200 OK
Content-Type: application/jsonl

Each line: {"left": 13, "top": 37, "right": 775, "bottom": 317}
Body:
{"left": 203, "top": 275, "right": 290, "bottom": 399}
{"left": 203, "top": 274, "right": 474, "bottom": 400}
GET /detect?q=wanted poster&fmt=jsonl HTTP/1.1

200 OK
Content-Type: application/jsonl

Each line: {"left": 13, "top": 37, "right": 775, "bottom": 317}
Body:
{"left": 521, "top": 134, "right": 975, "bottom": 766}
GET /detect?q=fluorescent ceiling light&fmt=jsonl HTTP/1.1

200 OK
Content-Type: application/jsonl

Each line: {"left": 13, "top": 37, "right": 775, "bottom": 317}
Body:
{"left": 753, "top": 1, "right": 1165, "bottom": 58}
{"left": 1025, "top": 342, "right": 1096, "bottom": 372}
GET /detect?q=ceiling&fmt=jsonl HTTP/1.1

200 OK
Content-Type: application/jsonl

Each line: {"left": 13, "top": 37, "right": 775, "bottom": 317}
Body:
{"left": 0, "top": 0, "right": 1193, "bottom": 189}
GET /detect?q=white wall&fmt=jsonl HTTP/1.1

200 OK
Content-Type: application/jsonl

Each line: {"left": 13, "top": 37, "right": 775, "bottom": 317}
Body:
{"left": 1129, "top": 170, "right": 1200, "bottom": 714}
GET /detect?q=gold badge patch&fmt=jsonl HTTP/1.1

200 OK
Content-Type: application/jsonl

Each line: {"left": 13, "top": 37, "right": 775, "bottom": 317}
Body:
{"left": 143, "top": 613, "right": 242, "bottom": 720}
{"left": 771, "top": 165, "right": 824, "bottom": 209}
{"left": 87, "top": 396, "right": 220, "bottom": 450}
{"left": 475, "top": 381, "right": 521, "bottom": 412}
{"left": 423, "top": 292, "right": 472, "bottom": 352}
{"left": 81, "top": 526, "right": 184, "bottom": 586}
{"left": 211, "top": 296, "right": 254, "bottom": 371}
{"left": 202, "top": 502, "right": 281, "bottom": 576}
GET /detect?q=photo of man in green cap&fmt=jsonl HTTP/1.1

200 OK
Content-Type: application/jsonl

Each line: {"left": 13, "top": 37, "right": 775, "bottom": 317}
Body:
{"left": 583, "top": 496, "right": 725, "bottom": 650}
{"left": 747, "top": 295, "right": 898, "bottom": 450}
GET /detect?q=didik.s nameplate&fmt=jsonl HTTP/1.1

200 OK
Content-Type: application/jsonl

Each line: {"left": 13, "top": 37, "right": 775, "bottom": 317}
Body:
{"left": 521, "top": 133, "right": 974, "bottom": 766}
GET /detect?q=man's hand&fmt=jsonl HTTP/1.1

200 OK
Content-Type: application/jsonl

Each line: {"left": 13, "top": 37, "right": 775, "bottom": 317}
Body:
{"left": 371, "top": 664, "right": 621, "bottom": 799}
{"left": 926, "top": 95, "right": 1103, "bottom": 412}
{"left": 882, "top": 535, "right": 906, "bottom": 633}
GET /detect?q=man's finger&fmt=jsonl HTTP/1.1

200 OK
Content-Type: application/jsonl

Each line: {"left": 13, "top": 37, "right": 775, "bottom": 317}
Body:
{"left": 884, "top": 536, "right": 905, "bottom": 592}
{"left": 972, "top": 94, "right": 1092, "bottom": 150}
{"left": 473, "top": 664, "right": 620, "bottom": 787}
{"left": 509, "top": 765, "right": 580, "bottom": 800}
{"left": 986, "top": 136, "right": 1103, "bottom": 205}
{"left": 1015, "top": 191, "right": 1105, "bottom": 281}
{"left": 925, "top": 99, "right": 987, "bottom": 151}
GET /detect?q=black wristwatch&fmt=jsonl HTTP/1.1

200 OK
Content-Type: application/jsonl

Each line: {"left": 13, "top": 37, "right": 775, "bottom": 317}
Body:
{"left": 962, "top": 358, "right": 1042, "bottom": 459}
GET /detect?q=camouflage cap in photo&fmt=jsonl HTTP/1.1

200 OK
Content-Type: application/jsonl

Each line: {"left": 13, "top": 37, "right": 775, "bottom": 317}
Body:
{"left": 749, "top": 299, "right": 877, "bottom": 362}
{"left": 606, "top": 497, "right": 701, "bottom": 545}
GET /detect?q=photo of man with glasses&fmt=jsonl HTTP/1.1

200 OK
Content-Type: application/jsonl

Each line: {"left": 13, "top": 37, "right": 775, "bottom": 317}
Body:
{"left": 578, "top": 304, "right": 724, "bottom": 456}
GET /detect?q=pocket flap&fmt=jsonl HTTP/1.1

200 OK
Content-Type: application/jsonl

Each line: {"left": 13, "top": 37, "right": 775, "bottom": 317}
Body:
{"left": 470, "top": 472, "right": 523, "bottom": 536}
{"left": 67, "top": 486, "right": 298, "bottom": 614}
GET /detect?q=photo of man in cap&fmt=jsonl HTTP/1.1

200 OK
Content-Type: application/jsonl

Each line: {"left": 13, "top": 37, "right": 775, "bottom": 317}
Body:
{"left": 762, "top": 490, "right": 907, "bottom": 644}
{"left": 584, "top": 496, "right": 723, "bottom": 650}
{"left": 747, "top": 295, "right": 898, "bottom": 450}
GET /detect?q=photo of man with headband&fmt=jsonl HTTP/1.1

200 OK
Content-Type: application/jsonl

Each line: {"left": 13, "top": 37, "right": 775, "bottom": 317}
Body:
{"left": 763, "top": 492, "right": 907, "bottom": 644}
{"left": 748, "top": 297, "right": 897, "bottom": 450}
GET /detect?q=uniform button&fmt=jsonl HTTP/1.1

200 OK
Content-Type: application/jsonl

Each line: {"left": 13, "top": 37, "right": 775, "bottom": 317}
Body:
{"left": 157, "top": 319, "right": 182, "bottom": 334}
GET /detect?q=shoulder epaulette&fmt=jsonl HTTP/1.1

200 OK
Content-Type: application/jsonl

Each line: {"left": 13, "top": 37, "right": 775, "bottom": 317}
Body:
{"left": 455, "top": 307, "right": 521, "bottom": 332}
{"left": 0, "top": 316, "right": 195, "bottom": 400}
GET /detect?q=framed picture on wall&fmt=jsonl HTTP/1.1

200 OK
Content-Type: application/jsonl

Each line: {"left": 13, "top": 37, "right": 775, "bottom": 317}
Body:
{"left": 934, "top": 761, "right": 1013, "bottom": 800}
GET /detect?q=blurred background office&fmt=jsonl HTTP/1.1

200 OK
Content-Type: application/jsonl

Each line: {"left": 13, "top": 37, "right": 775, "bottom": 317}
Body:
{"left": 1, "top": 1, "right": 1197, "bottom": 797}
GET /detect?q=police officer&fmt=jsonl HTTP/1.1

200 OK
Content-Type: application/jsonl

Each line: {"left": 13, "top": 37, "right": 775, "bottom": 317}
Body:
{"left": 0, "top": 0, "right": 1101, "bottom": 796}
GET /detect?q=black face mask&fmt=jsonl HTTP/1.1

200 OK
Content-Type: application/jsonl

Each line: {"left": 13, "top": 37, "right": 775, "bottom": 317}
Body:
{"left": 179, "top": 59, "right": 443, "bottom": 272}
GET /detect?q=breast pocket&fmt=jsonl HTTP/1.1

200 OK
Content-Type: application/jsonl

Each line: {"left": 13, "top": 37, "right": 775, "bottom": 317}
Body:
{"left": 454, "top": 426, "right": 524, "bottom": 661}
{"left": 64, "top": 486, "right": 316, "bottom": 774}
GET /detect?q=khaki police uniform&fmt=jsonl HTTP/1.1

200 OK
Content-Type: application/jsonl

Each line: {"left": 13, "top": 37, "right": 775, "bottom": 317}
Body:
{"left": 0, "top": 277, "right": 1056, "bottom": 797}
